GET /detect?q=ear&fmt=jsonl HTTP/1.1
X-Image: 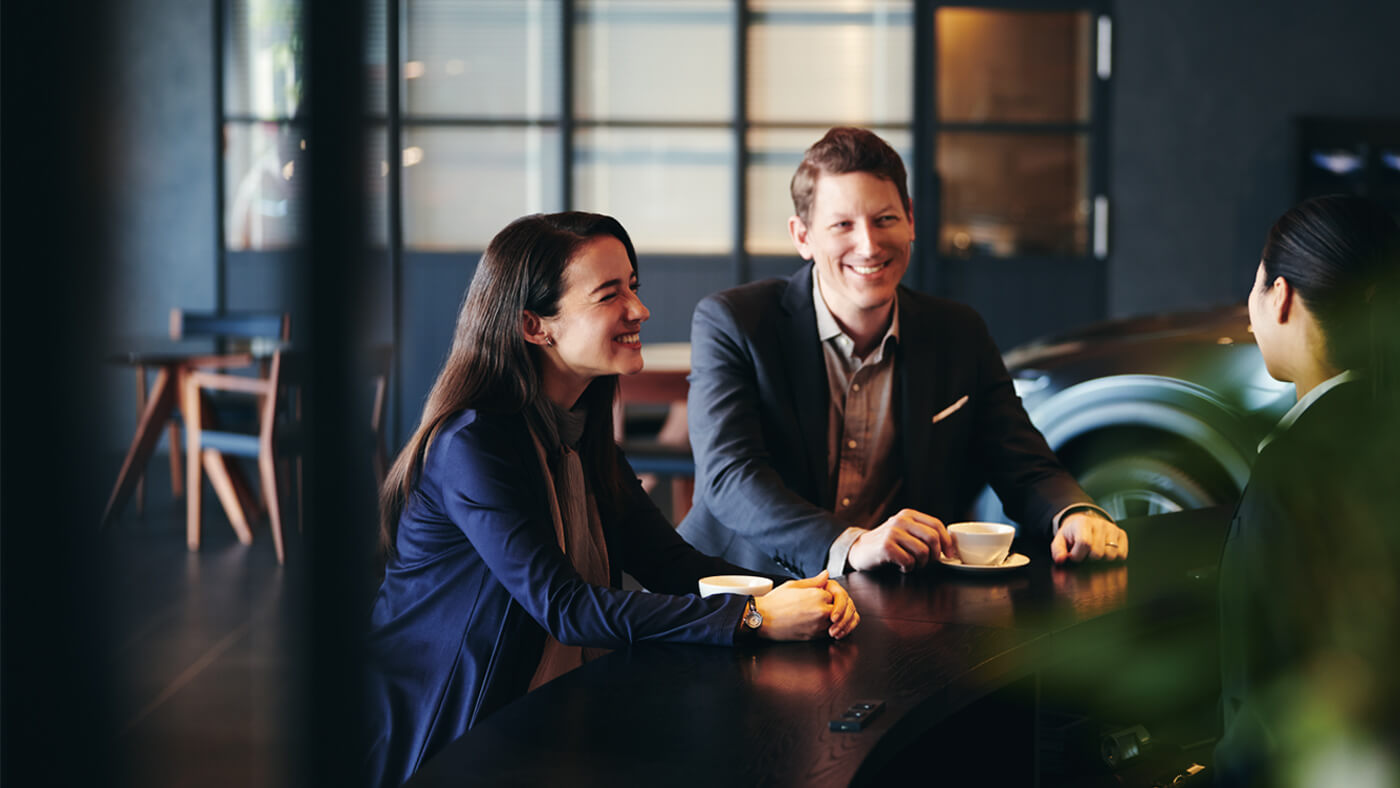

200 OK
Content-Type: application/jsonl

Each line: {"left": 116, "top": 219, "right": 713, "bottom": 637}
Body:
{"left": 521, "top": 310, "right": 551, "bottom": 347}
{"left": 905, "top": 200, "right": 916, "bottom": 242}
{"left": 1268, "top": 276, "right": 1295, "bottom": 324}
{"left": 788, "top": 215, "right": 814, "bottom": 260}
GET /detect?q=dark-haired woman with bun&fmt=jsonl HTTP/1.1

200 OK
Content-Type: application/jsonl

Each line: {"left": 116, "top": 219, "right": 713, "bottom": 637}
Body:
{"left": 363, "top": 212, "right": 858, "bottom": 787}
{"left": 1216, "top": 195, "right": 1400, "bottom": 785}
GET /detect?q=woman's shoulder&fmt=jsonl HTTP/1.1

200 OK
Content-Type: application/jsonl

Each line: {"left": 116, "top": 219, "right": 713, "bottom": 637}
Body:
{"left": 425, "top": 408, "right": 533, "bottom": 473}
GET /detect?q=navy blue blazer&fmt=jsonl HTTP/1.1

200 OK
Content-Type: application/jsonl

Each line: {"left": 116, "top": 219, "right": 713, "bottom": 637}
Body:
{"left": 678, "top": 264, "right": 1093, "bottom": 577}
{"left": 364, "top": 408, "right": 751, "bottom": 787}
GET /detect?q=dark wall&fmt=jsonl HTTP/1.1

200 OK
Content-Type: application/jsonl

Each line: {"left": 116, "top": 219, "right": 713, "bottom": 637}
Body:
{"left": 99, "top": 0, "right": 217, "bottom": 449}
{"left": 1110, "top": 0, "right": 1400, "bottom": 319}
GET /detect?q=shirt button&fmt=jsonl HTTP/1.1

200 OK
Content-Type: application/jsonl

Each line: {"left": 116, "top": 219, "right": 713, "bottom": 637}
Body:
{"left": 841, "top": 497, "right": 851, "bottom": 507}
{"left": 847, "top": 439, "right": 857, "bottom": 449}
{"left": 852, "top": 383, "right": 861, "bottom": 392}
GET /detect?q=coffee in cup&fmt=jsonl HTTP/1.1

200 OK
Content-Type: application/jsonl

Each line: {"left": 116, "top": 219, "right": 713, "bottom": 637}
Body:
{"left": 697, "top": 575, "right": 774, "bottom": 598}
{"left": 947, "top": 522, "right": 1016, "bottom": 566}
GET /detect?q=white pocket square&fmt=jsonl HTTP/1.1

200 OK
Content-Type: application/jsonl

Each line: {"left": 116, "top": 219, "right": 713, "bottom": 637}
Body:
{"left": 931, "top": 395, "right": 969, "bottom": 424}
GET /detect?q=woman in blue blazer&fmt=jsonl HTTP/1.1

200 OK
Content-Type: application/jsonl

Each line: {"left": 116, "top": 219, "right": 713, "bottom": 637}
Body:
{"left": 1216, "top": 195, "right": 1400, "bottom": 785}
{"left": 364, "top": 212, "right": 859, "bottom": 787}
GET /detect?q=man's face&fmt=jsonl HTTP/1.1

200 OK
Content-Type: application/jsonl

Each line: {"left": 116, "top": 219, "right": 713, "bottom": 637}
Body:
{"left": 789, "top": 170, "right": 913, "bottom": 326}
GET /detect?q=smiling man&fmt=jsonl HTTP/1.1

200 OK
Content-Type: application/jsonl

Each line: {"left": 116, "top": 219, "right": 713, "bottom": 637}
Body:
{"left": 678, "top": 127, "right": 1126, "bottom": 578}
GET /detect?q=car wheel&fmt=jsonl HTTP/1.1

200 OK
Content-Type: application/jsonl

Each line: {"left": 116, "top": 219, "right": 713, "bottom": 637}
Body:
{"left": 1077, "top": 454, "right": 1222, "bottom": 519}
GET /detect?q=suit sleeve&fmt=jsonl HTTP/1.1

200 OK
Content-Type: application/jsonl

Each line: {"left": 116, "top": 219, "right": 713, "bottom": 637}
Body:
{"left": 435, "top": 420, "right": 745, "bottom": 647}
{"left": 963, "top": 312, "right": 1092, "bottom": 542}
{"left": 609, "top": 448, "right": 770, "bottom": 593}
{"left": 687, "top": 294, "right": 853, "bottom": 576}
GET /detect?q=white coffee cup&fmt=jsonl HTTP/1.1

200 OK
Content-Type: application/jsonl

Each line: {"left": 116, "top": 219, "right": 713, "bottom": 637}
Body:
{"left": 697, "top": 575, "right": 774, "bottom": 598}
{"left": 947, "top": 522, "right": 1016, "bottom": 566}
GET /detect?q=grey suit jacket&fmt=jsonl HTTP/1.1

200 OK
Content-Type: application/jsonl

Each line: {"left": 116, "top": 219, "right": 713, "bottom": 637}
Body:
{"left": 677, "top": 264, "right": 1093, "bottom": 577}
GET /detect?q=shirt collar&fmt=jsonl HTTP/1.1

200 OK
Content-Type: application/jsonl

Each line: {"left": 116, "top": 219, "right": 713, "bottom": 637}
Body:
{"left": 811, "top": 265, "right": 900, "bottom": 362}
{"left": 1257, "top": 369, "right": 1359, "bottom": 453}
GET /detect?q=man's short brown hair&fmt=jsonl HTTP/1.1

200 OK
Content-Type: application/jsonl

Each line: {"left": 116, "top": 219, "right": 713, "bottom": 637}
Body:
{"left": 790, "top": 127, "right": 910, "bottom": 226}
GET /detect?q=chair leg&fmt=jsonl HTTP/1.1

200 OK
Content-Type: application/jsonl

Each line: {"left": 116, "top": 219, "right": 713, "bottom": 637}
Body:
{"left": 259, "top": 450, "right": 285, "bottom": 564}
{"left": 228, "top": 456, "right": 263, "bottom": 523}
{"left": 183, "top": 377, "right": 202, "bottom": 552}
{"left": 204, "top": 450, "right": 254, "bottom": 546}
{"left": 134, "top": 366, "right": 147, "bottom": 515}
{"left": 169, "top": 422, "right": 183, "bottom": 498}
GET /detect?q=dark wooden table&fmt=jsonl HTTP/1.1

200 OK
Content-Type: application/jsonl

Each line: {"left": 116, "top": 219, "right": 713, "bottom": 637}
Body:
{"left": 406, "top": 508, "right": 1229, "bottom": 787}
{"left": 102, "top": 341, "right": 255, "bottom": 527}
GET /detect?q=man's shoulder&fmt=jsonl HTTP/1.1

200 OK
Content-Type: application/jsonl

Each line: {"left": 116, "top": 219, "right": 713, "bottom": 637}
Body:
{"left": 897, "top": 287, "right": 988, "bottom": 330}
{"left": 700, "top": 275, "right": 792, "bottom": 311}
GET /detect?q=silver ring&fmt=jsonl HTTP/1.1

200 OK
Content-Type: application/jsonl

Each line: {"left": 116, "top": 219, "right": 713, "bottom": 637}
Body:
{"left": 1106, "top": 540, "right": 1119, "bottom": 548}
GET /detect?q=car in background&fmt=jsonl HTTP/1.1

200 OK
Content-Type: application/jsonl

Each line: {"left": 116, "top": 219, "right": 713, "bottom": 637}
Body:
{"left": 974, "top": 304, "right": 1295, "bottom": 523}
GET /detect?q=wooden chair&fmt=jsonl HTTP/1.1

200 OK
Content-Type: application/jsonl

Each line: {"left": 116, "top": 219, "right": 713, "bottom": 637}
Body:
{"left": 183, "top": 347, "right": 302, "bottom": 563}
{"left": 368, "top": 344, "right": 393, "bottom": 487}
{"left": 131, "top": 309, "right": 289, "bottom": 513}
{"left": 614, "top": 371, "right": 695, "bottom": 524}
{"left": 182, "top": 345, "right": 389, "bottom": 563}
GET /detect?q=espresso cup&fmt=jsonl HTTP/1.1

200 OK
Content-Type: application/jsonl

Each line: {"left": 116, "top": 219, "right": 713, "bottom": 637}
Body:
{"left": 697, "top": 575, "right": 774, "bottom": 598}
{"left": 947, "top": 522, "right": 1016, "bottom": 566}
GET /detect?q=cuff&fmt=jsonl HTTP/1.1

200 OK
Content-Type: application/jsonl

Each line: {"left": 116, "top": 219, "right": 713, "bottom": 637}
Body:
{"left": 1051, "top": 503, "right": 1115, "bottom": 535}
{"left": 826, "top": 527, "right": 867, "bottom": 577}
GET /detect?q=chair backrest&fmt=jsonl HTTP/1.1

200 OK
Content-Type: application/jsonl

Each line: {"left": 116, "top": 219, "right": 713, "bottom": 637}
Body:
{"left": 170, "top": 308, "right": 290, "bottom": 342}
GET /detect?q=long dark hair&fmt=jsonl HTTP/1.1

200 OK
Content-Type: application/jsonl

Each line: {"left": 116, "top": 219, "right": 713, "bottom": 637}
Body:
{"left": 1261, "top": 194, "right": 1400, "bottom": 413}
{"left": 379, "top": 212, "right": 639, "bottom": 557}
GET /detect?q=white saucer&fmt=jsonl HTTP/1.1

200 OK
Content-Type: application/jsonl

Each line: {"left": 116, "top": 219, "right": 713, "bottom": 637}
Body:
{"left": 938, "top": 553, "right": 1030, "bottom": 573}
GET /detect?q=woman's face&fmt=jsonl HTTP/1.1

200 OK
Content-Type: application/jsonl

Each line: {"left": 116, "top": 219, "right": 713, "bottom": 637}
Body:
{"left": 540, "top": 236, "right": 649, "bottom": 390}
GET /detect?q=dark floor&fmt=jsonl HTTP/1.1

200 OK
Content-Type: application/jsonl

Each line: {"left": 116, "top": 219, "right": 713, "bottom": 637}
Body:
{"left": 95, "top": 449, "right": 682, "bottom": 788}
{"left": 102, "top": 464, "right": 295, "bottom": 788}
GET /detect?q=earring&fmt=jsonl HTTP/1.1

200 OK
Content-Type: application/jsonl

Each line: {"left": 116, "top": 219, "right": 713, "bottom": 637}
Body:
{"left": 545, "top": 337, "right": 555, "bottom": 347}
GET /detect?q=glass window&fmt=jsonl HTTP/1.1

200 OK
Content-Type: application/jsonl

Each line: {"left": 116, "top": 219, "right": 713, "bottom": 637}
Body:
{"left": 575, "top": 1, "right": 733, "bottom": 122}
{"left": 224, "top": 0, "right": 303, "bottom": 119}
{"left": 574, "top": 128, "right": 733, "bottom": 254}
{"left": 936, "top": 132, "right": 1089, "bottom": 259}
{"left": 746, "top": 127, "right": 912, "bottom": 255}
{"left": 748, "top": 1, "right": 913, "bottom": 125}
{"left": 225, "top": 122, "right": 305, "bottom": 250}
{"left": 401, "top": 127, "right": 562, "bottom": 249}
{"left": 404, "top": 0, "right": 562, "bottom": 118}
{"left": 936, "top": 8, "right": 1092, "bottom": 125}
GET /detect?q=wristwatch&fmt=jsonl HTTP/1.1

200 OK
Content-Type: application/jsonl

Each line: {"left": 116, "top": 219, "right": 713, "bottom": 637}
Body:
{"left": 741, "top": 595, "right": 763, "bottom": 632}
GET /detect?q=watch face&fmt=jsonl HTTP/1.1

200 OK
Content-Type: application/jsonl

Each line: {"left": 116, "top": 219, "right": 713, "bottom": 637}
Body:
{"left": 744, "top": 600, "right": 763, "bottom": 630}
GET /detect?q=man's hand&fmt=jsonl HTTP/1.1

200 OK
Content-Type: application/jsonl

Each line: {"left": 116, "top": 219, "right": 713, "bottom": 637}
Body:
{"left": 847, "top": 508, "right": 954, "bottom": 573}
{"left": 1050, "top": 510, "right": 1128, "bottom": 564}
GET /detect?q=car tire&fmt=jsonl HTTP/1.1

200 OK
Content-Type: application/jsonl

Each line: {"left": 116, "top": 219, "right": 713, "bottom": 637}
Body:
{"left": 1077, "top": 454, "right": 1223, "bottom": 519}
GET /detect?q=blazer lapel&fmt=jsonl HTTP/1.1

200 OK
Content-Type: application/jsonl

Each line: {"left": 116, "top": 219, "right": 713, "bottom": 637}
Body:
{"left": 779, "top": 265, "right": 832, "bottom": 507}
{"left": 898, "top": 288, "right": 938, "bottom": 508}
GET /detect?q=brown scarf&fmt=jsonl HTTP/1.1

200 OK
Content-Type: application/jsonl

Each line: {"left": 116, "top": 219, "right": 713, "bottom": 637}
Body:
{"left": 527, "top": 404, "right": 612, "bottom": 691}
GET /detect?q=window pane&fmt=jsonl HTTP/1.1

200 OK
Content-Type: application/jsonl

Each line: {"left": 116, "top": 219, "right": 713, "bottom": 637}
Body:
{"left": 225, "top": 0, "right": 303, "bottom": 119}
{"left": 748, "top": 1, "right": 913, "bottom": 125}
{"left": 366, "top": 0, "right": 388, "bottom": 114}
{"left": 404, "top": 0, "right": 561, "bottom": 118}
{"left": 366, "top": 124, "right": 389, "bottom": 247}
{"left": 746, "top": 127, "right": 912, "bottom": 255}
{"left": 936, "top": 9, "right": 1092, "bottom": 124}
{"left": 574, "top": 129, "right": 733, "bottom": 254}
{"left": 937, "top": 132, "right": 1088, "bottom": 258}
{"left": 225, "top": 122, "right": 305, "bottom": 250}
{"left": 575, "top": 1, "right": 733, "bottom": 122}
{"left": 402, "top": 127, "right": 562, "bottom": 249}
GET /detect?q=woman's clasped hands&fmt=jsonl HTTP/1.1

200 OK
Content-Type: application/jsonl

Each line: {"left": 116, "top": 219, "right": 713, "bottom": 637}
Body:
{"left": 752, "top": 571, "right": 860, "bottom": 641}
